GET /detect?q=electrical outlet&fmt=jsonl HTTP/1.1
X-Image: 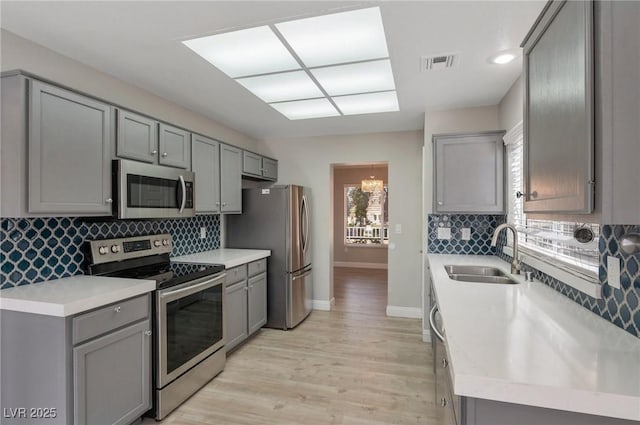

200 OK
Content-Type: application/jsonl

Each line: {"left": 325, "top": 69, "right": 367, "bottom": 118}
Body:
{"left": 437, "top": 227, "right": 451, "bottom": 240}
{"left": 200, "top": 227, "right": 207, "bottom": 239}
{"left": 461, "top": 228, "right": 471, "bottom": 241}
{"left": 607, "top": 256, "right": 621, "bottom": 289}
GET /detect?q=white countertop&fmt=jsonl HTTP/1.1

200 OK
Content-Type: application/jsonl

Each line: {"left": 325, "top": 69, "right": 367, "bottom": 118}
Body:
{"left": 427, "top": 254, "right": 640, "bottom": 422}
{"left": 172, "top": 248, "right": 271, "bottom": 269}
{"left": 0, "top": 275, "right": 155, "bottom": 317}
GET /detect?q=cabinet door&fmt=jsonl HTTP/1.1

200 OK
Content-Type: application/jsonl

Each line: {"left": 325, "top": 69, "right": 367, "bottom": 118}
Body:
{"left": 248, "top": 273, "right": 267, "bottom": 335}
{"left": 191, "top": 134, "right": 221, "bottom": 213}
{"left": 29, "top": 80, "right": 112, "bottom": 214}
{"left": 434, "top": 132, "right": 504, "bottom": 213}
{"left": 523, "top": 0, "right": 594, "bottom": 214}
{"left": 220, "top": 144, "right": 242, "bottom": 213}
{"left": 116, "top": 109, "right": 158, "bottom": 163}
{"left": 159, "top": 123, "right": 191, "bottom": 169}
{"left": 74, "top": 321, "right": 151, "bottom": 425}
{"left": 262, "top": 157, "right": 278, "bottom": 180}
{"left": 242, "top": 151, "right": 262, "bottom": 176}
{"left": 225, "top": 281, "right": 248, "bottom": 352}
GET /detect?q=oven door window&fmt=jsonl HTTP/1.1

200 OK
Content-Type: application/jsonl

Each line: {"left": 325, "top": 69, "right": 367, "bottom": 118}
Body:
{"left": 127, "top": 174, "right": 179, "bottom": 209}
{"left": 165, "top": 285, "right": 223, "bottom": 374}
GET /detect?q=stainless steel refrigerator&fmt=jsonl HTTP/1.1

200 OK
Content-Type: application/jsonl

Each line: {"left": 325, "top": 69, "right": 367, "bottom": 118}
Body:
{"left": 226, "top": 185, "right": 312, "bottom": 329}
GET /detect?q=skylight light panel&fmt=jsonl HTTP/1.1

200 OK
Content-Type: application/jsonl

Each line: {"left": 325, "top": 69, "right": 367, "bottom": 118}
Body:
{"left": 275, "top": 7, "right": 389, "bottom": 67}
{"left": 236, "top": 71, "right": 324, "bottom": 103}
{"left": 183, "top": 26, "right": 300, "bottom": 78}
{"left": 332, "top": 91, "right": 399, "bottom": 115}
{"left": 269, "top": 98, "right": 340, "bottom": 120}
{"left": 310, "top": 59, "right": 395, "bottom": 96}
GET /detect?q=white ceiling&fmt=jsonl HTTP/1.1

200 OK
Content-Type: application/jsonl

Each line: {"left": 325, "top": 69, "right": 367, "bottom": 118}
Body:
{"left": 0, "top": 1, "right": 545, "bottom": 140}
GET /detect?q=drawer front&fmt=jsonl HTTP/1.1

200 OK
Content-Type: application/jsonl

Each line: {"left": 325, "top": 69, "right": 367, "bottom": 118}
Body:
{"left": 226, "top": 265, "right": 247, "bottom": 286}
{"left": 248, "top": 259, "right": 267, "bottom": 277}
{"left": 73, "top": 294, "right": 150, "bottom": 345}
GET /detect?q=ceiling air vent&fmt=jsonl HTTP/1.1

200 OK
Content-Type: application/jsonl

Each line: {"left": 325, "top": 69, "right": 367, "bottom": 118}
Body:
{"left": 421, "top": 54, "right": 456, "bottom": 71}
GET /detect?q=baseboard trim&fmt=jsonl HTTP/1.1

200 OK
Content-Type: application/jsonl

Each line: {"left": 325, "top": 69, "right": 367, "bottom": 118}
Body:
{"left": 333, "top": 261, "right": 388, "bottom": 270}
{"left": 386, "top": 306, "right": 422, "bottom": 319}
{"left": 422, "top": 329, "right": 431, "bottom": 343}
{"left": 312, "top": 299, "right": 332, "bottom": 311}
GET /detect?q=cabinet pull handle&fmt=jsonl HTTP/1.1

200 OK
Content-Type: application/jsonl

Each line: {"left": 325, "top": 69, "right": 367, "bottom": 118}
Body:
{"left": 442, "top": 358, "right": 448, "bottom": 368}
{"left": 440, "top": 397, "right": 447, "bottom": 407}
{"left": 105, "top": 198, "right": 113, "bottom": 204}
{"left": 515, "top": 191, "right": 525, "bottom": 199}
{"left": 144, "top": 330, "right": 152, "bottom": 336}
{"left": 162, "top": 152, "right": 168, "bottom": 157}
{"left": 437, "top": 201, "right": 443, "bottom": 205}
{"left": 114, "top": 306, "right": 121, "bottom": 313}
{"left": 151, "top": 150, "right": 157, "bottom": 155}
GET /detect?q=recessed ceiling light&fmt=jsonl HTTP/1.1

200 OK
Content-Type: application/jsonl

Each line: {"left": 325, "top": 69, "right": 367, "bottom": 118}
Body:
{"left": 275, "top": 7, "right": 389, "bottom": 67}
{"left": 269, "top": 98, "right": 340, "bottom": 120}
{"left": 488, "top": 50, "right": 519, "bottom": 65}
{"left": 183, "top": 26, "right": 299, "bottom": 78}
{"left": 311, "top": 59, "right": 396, "bottom": 96}
{"left": 332, "top": 91, "right": 399, "bottom": 115}
{"left": 236, "top": 71, "right": 324, "bottom": 103}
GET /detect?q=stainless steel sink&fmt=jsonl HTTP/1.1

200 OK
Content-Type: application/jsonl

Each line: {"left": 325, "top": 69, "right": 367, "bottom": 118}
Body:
{"left": 444, "top": 265, "right": 519, "bottom": 285}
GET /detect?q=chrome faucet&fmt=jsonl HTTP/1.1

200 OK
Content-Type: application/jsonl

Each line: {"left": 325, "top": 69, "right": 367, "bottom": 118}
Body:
{"left": 491, "top": 224, "right": 520, "bottom": 275}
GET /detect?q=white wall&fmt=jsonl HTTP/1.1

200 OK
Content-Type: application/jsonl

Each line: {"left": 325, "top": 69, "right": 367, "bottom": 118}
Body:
{"left": 0, "top": 29, "right": 260, "bottom": 151}
{"left": 498, "top": 76, "right": 523, "bottom": 131}
{"left": 262, "top": 131, "right": 423, "bottom": 315}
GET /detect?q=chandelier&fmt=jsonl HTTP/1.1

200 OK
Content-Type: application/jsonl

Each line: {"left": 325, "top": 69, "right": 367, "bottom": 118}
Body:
{"left": 361, "top": 175, "right": 383, "bottom": 193}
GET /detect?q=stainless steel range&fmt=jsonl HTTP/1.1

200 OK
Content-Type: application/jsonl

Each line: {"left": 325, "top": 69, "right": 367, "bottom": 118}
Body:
{"left": 86, "top": 234, "right": 226, "bottom": 420}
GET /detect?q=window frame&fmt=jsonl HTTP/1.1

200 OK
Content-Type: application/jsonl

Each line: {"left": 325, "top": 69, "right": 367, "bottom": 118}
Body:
{"left": 343, "top": 183, "right": 388, "bottom": 247}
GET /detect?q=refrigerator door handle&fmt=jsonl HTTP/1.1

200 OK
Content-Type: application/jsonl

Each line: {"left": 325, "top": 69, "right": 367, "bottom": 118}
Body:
{"left": 302, "top": 195, "right": 310, "bottom": 253}
{"left": 292, "top": 268, "right": 312, "bottom": 281}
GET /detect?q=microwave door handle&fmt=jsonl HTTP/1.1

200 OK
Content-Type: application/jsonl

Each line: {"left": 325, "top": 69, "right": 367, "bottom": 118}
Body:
{"left": 179, "top": 175, "right": 186, "bottom": 213}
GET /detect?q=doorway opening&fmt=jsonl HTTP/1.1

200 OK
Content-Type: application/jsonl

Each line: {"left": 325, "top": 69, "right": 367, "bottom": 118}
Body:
{"left": 330, "top": 163, "right": 389, "bottom": 315}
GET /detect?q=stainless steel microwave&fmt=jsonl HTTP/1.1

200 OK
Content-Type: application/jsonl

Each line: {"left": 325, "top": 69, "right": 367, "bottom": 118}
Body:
{"left": 113, "top": 159, "right": 195, "bottom": 219}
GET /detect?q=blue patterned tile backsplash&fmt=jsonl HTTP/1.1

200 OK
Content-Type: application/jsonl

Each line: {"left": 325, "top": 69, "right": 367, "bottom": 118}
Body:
{"left": 0, "top": 215, "right": 221, "bottom": 289}
{"left": 495, "top": 224, "right": 640, "bottom": 338}
{"left": 427, "top": 214, "right": 505, "bottom": 255}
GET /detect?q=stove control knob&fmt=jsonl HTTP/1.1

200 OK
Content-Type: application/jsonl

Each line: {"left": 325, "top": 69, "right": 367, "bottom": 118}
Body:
{"left": 98, "top": 246, "right": 108, "bottom": 255}
{"left": 162, "top": 239, "right": 169, "bottom": 246}
{"left": 154, "top": 240, "right": 161, "bottom": 247}
{"left": 111, "top": 245, "right": 120, "bottom": 253}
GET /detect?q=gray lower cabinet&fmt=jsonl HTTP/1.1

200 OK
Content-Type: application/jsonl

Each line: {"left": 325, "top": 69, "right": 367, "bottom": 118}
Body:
{"left": 159, "top": 123, "right": 191, "bottom": 169}
{"left": 433, "top": 131, "right": 505, "bottom": 213}
{"left": 522, "top": 0, "right": 594, "bottom": 214}
{"left": 220, "top": 144, "right": 242, "bottom": 213}
{"left": 74, "top": 321, "right": 151, "bottom": 425}
{"left": 191, "top": 134, "right": 221, "bottom": 213}
{"left": 0, "top": 294, "right": 152, "bottom": 425}
{"left": 116, "top": 109, "right": 158, "bottom": 164}
{"left": 28, "top": 79, "right": 112, "bottom": 215}
{"left": 224, "top": 259, "right": 268, "bottom": 353}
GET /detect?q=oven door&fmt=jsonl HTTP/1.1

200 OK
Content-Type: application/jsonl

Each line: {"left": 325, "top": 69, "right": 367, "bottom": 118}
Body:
{"left": 156, "top": 272, "right": 225, "bottom": 388}
{"left": 115, "top": 159, "right": 194, "bottom": 219}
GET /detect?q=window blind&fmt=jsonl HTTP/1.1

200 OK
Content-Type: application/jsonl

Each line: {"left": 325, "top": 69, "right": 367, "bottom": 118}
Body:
{"left": 504, "top": 122, "right": 599, "bottom": 276}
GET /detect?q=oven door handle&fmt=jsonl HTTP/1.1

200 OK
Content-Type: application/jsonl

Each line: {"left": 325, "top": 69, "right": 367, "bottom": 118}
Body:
{"left": 178, "top": 175, "right": 187, "bottom": 214}
{"left": 160, "top": 274, "right": 225, "bottom": 303}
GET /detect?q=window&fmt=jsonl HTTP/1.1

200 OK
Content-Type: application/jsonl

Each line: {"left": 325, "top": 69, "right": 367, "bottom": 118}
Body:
{"left": 344, "top": 184, "right": 388, "bottom": 245}
{"left": 505, "top": 122, "right": 600, "bottom": 276}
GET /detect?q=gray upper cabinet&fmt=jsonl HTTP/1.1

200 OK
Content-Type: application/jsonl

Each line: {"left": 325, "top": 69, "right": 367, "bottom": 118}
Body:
{"left": 434, "top": 132, "right": 505, "bottom": 214}
{"left": 191, "top": 134, "right": 221, "bottom": 214}
{"left": 28, "top": 80, "right": 112, "bottom": 215}
{"left": 220, "top": 144, "right": 242, "bottom": 213}
{"left": 242, "top": 151, "right": 262, "bottom": 176}
{"left": 116, "top": 109, "right": 158, "bottom": 163}
{"left": 242, "top": 150, "right": 278, "bottom": 181}
{"left": 159, "top": 123, "right": 191, "bottom": 169}
{"left": 262, "top": 157, "right": 278, "bottom": 181}
{"left": 522, "top": 0, "right": 594, "bottom": 214}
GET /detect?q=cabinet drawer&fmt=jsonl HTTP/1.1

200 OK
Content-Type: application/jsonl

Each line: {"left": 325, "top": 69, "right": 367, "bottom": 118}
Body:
{"left": 248, "top": 259, "right": 267, "bottom": 277}
{"left": 226, "top": 265, "right": 247, "bottom": 286}
{"left": 73, "top": 294, "right": 150, "bottom": 345}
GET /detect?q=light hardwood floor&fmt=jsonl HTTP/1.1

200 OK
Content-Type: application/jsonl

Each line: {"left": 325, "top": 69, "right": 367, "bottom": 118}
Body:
{"left": 149, "top": 268, "right": 435, "bottom": 425}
